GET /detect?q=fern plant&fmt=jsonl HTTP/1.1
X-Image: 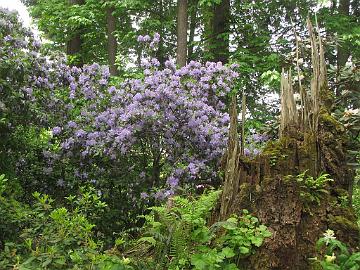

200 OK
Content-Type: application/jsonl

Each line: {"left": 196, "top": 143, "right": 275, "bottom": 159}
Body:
{"left": 136, "top": 190, "right": 220, "bottom": 269}
{"left": 292, "top": 170, "right": 334, "bottom": 209}
{"left": 131, "top": 190, "right": 271, "bottom": 270}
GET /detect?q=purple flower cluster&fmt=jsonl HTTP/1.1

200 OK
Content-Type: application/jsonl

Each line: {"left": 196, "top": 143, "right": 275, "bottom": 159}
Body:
{"left": 41, "top": 46, "right": 239, "bottom": 199}
{"left": 137, "top": 32, "right": 161, "bottom": 54}
{"left": 0, "top": 13, "right": 238, "bottom": 205}
{"left": 243, "top": 132, "right": 269, "bottom": 157}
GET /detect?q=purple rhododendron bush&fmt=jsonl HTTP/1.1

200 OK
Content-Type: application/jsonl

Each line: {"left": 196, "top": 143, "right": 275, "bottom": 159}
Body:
{"left": 0, "top": 8, "right": 238, "bottom": 238}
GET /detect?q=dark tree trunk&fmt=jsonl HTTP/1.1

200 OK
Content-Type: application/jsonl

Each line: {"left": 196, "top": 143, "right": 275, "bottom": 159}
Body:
{"left": 156, "top": 0, "right": 166, "bottom": 67}
{"left": 151, "top": 152, "right": 162, "bottom": 187}
{"left": 188, "top": 0, "right": 198, "bottom": 61}
{"left": 106, "top": 6, "right": 118, "bottom": 76}
{"left": 67, "top": 0, "right": 84, "bottom": 66}
{"left": 210, "top": 0, "right": 230, "bottom": 63}
{"left": 337, "top": 0, "right": 350, "bottom": 68}
{"left": 176, "top": 0, "right": 188, "bottom": 67}
{"left": 353, "top": 0, "right": 360, "bottom": 18}
{"left": 336, "top": 0, "right": 351, "bottom": 96}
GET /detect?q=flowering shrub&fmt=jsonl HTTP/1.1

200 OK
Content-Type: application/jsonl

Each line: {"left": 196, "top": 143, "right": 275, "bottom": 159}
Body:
{"left": 30, "top": 33, "right": 238, "bottom": 200}
{"left": 50, "top": 58, "right": 238, "bottom": 194}
{"left": 0, "top": 8, "right": 239, "bottom": 235}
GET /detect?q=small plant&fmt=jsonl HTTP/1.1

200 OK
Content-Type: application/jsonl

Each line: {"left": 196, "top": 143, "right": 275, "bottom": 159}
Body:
{"left": 338, "top": 195, "right": 349, "bottom": 208}
{"left": 311, "top": 229, "right": 360, "bottom": 269}
{"left": 128, "top": 190, "right": 271, "bottom": 269}
{"left": 294, "top": 171, "right": 333, "bottom": 207}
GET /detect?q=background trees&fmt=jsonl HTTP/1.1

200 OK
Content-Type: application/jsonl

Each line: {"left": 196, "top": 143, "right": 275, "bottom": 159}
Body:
{"left": 22, "top": 0, "right": 359, "bottom": 90}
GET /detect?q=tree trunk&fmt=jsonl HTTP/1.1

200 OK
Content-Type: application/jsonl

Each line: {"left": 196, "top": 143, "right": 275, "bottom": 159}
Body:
{"left": 353, "top": 0, "right": 360, "bottom": 18}
{"left": 187, "top": 0, "right": 198, "bottom": 61}
{"left": 210, "top": 0, "right": 230, "bottom": 63}
{"left": 337, "top": 0, "right": 350, "bottom": 68}
{"left": 106, "top": 6, "right": 118, "bottom": 76}
{"left": 176, "top": 0, "right": 188, "bottom": 67}
{"left": 67, "top": 0, "right": 84, "bottom": 66}
{"left": 156, "top": 0, "right": 166, "bottom": 67}
{"left": 335, "top": 0, "right": 351, "bottom": 96}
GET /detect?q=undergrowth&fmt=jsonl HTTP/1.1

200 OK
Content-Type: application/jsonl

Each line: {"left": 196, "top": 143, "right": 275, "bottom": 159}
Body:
{"left": 124, "top": 190, "right": 271, "bottom": 270}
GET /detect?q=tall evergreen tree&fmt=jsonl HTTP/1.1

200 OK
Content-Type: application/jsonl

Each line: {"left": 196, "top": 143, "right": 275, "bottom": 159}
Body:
{"left": 176, "top": 0, "right": 188, "bottom": 67}
{"left": 210, "top": 0, "right": 230, "bottom": 63}
{"left": 106, "top": 4, "right": 118, "bottom": 75}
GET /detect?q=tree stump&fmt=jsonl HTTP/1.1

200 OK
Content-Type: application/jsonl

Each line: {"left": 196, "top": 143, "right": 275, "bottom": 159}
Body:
{"left": 217, "top": 19, "right": 359, "bottom": 269}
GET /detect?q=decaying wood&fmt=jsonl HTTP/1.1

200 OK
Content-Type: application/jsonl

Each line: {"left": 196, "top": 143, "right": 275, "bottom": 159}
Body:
{"left": 220, "top": 95, "right": 241, "bottom": 220}
{"left": 279, "top": 68, "right": 298, "bottom": 137}
{"left": 241, "top": 91, "right": 246, "bottom": 155}
{"left": 217, "top": 19, "right": 359, "bottom": 269}
{"left": 280, "top": 19, "right": 327, "bottom": 138}
{"left": 292, "top": 21, "right": 309, "bottom": 131}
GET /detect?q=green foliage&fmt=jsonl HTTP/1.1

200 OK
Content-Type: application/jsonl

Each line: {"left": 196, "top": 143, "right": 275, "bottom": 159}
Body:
{"left": 352, "top": 169, "right": 360, "bottom": 227}
{"left": 318, "top": 5, "right": 360, "bottom": 63}
{"left": 284, "top": 170, "right": 334, "bottom": 215}
{"left": 128, "top": 190, "right": 271, "bottom": 269}
{"left": 294, "top": 171, "right": 333, "bottom": 206}
{"left": 0, "top": 174, "right": 30, "bottom": 248}
{"left": 312, "top": 229, "right": 360, "bottom": 270}
{"left": 0, "top": 178, "right": 132, "bottom": 270}
{"left": 0, "top": 173, "right": 7, "bottom": 195}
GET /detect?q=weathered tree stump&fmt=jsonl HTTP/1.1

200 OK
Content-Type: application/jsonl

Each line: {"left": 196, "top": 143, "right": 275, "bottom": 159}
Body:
{"left": 217, "top": 19, "right": 359, "bottom": 269}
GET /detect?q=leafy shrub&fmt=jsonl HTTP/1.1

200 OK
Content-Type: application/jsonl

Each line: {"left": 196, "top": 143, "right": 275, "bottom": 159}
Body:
{"left": 126, "top": 190, "right": 271, "bottom": 269}
{"left": 352, "top": 170, "right": 360, "bottom": 226}
{"left": 0, "top": 174, "right": 31, "bottom": 249}
{"left": 0, "top": 180, "right": 132, "bottom": 270}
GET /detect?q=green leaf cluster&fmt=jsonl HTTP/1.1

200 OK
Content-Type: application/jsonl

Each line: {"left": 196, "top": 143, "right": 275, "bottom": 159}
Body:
{"left": 0, "top": 177, "right": 132, "bottom": 270}
{"left": 128, "top": 190, "right": 271, "bottom": 270}
{"left": 292, "top": 171, "right": 334, "bottom": 207}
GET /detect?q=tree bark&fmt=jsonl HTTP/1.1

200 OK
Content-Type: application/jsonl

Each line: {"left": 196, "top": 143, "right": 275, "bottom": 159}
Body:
{"left": 210, "top": 0, "right": 230, "bottom": 63}
{"left": 176, "top": 0, "right": 188, "bottom": 67}
{"left": 187, "top": 0, "right": 198, "bottom": 61}
{"left": 67, "top": 0, "right": 84, "bottom": 66}
{"left": 353, "top": 0, "right": 360, "bottom": 18}
{"left": 156, "top": 0, "right": 166, "bottom": 67}
{"left": 106, "top": 6, "right": 118, "bottom": 76}
{"left": 337, "top": 0, "right": 350, "bottom": 68}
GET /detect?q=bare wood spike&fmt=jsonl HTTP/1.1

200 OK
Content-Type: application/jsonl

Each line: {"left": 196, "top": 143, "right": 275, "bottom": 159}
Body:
{"left": 241, "top": 91, "right": 246, "bottom": 155}
{"left": 220, "top": 95, "right": 240, "bottom": 220}
{"left": 280, "top": 68, "right": 297, "bottom": 137}
{"left": 307, "top": 18, "right": 320, "bottom": 134}
{"left": 292, "top": 24, "right": 309, "bottom": 131}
